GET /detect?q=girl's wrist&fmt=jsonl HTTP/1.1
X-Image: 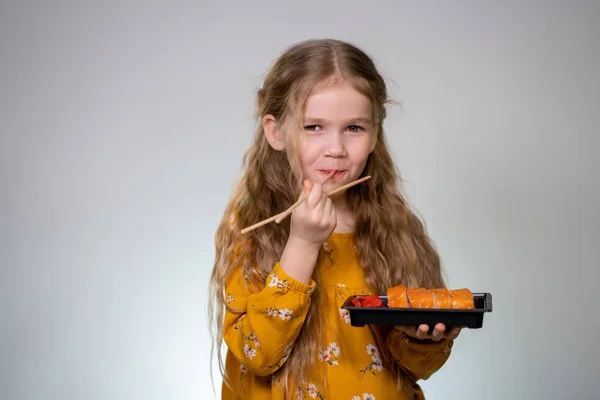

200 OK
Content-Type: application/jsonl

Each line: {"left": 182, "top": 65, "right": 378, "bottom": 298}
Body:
{"left": 279, "top": 236, "right": 322, "bottom": 285}
{"left": 287, "top": 235, "right": 324, "bottom": 253}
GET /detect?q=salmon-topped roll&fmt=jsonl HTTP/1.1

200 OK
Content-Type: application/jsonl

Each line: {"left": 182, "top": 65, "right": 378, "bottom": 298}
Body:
{"left": 387, "top": 284, "right": 409, "bottom": 308}
{"left": 450, "top": 288, "right": 475, "bottom": 309}
{"left": 407, "top": 288, "right": 435, "bottom": 308}
{"left": 430, "top": 288, "right": 453, "bottom": 309}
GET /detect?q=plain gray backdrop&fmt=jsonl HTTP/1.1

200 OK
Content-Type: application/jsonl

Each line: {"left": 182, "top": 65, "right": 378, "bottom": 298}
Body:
{"left": 2, "top": 1, "right": 599, "bottom": 399}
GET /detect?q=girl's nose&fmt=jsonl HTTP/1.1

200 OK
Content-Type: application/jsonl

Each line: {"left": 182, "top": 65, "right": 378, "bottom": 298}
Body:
{"left": 324, "top": 133, "right": 347, "bottom": 157}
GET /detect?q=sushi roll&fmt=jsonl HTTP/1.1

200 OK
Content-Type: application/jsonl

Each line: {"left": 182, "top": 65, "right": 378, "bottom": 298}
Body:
{"left": 450, "top": 288, "right": 475, "bottom": 309}
{"left": 387, "top": 284, "right": 409, "bottom": 308}
{"left": 406, "top": 288, "right": 435, "bottom": 308}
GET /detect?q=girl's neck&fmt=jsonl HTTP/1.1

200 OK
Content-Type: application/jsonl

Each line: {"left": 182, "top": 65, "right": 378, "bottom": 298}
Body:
{"left": 332, "top": 195, "right": 356, "bottom": 233}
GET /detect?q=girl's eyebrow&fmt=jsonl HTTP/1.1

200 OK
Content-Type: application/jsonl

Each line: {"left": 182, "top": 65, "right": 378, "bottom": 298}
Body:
{"left": 350, "top": 117, "right": 373, "bottom": 125}
{"left": 303, "top": 117, "right": 328, "bottom": 125}
{"left": 303, "top": 117, "right": 372, "bottom": 125}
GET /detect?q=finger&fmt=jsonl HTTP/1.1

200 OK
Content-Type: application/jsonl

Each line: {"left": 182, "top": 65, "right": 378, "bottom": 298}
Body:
{"left": 303, "top": 179, "right": 312, "bottom": 193}
{"left": 323, "top": 197, "right": 333, "bottom": 220}
{"left": 416, "top": 324, "right": 429, "bottom": 340}
{"left": 315, "top": 186, "right": 328, "bottom": 211}
{"left": 430, "top": 323, "right": 446, "bottom": 341}
{"left": 306, "top": 182, "right": 323, "bottom": 207}
{"left": 328, "top": 200, "right": 337, "bottom": 226}
{"left": 446, "top": 326, "right": 462, "bottom": 340}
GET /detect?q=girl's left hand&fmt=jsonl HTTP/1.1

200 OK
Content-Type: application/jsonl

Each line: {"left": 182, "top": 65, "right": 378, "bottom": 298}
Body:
{"left": 395, "top": 323, "right": 462, "bottom": 342}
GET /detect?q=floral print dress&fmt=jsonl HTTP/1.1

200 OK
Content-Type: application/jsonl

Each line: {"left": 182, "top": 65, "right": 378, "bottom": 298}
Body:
{"left": 221, "top": 232, "right": 453, "bottom": 399}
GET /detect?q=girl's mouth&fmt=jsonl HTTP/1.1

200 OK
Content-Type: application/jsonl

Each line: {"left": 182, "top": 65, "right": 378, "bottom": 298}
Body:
{"left": 318, "top": 170, "right": 346, "bottom": 179}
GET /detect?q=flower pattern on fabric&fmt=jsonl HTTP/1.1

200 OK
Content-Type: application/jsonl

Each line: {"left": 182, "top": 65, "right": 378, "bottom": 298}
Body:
{"left": 266, "top": 307, "right": 293, "bottom": 321}
{"left": 322, "top": 241, "right": 334, "bottom": 265}
{"left": 239, "top": 363, "right": 248, "bottom": 390}
{"left": 268, "top": 272, "right": 289, "bottom": 290}
{"left": 244, "top": 344, "right": 256, "bottom": 359}
{"left": 351, "top": 395, "right": 376, "bottom": 400}
{"left": 339, "top": 308, "right": 351, "bottom": 323}
{"left": 308, "top": 384, "right": 319, "bottom": 398}
{"left": 444, "top": 342, "right": 452, "bottom": 353}
{"left": 226, "top": 294, "right": 235, "bottom": 304}
{"left": 360, "top": 344, "right": 384, "bottom": 377}
{"left": 296, "top": 379, "right": 325, "bottom": 400}
{"left": 234, "top": 318, "right": 261, "bottom": 347}
{"left": 395, "top": 329, "right": 411, "bottom": 344}
{"left": 319, "top": 342, "right": 341, "bottom": 366}
{"left": 336, "top": 283, "right": 349, "bottom": 302}
{"left": 267, "top": 343, "right": 293, "bottom": 370}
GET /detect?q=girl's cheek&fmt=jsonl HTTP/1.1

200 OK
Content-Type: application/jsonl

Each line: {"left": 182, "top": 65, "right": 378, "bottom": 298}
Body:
{"left": 345, "top": 138, "right": 371, "bottom": 156}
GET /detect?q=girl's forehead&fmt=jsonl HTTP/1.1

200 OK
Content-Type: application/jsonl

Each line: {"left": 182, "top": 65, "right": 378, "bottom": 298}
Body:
{"left": 308, "top": 75, "right": 353, "bottom": 94}
{"left": 302, "top": 81, "right": 372, "bottom": 116}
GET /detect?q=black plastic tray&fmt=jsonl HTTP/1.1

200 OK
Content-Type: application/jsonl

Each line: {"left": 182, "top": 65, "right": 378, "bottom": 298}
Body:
{"left": 341, "top": 293, "right": 492, "bottom": 331}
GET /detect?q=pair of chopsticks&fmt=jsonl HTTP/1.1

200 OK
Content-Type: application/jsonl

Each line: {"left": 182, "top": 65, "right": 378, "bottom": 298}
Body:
{"left": 273, "top": 171, "right": 335, "bottom": 224}
{"left": 240, "top": 174, "right": 371, "bottom": 234}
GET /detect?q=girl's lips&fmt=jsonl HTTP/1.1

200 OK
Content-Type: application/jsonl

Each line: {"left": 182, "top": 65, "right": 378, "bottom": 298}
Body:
{"left": 318, "top": 170, "right": 346, "bottom": 178}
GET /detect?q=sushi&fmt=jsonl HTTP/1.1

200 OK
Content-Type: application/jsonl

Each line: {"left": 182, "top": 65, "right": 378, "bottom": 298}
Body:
{"left": 386, "top": 285, "right": 475, "bottom": 309}
{"left": 387, "top": 284, "right": 410, "bottom": 308}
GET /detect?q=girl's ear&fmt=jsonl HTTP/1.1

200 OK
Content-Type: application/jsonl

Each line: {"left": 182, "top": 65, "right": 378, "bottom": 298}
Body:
{"left": 263, "top": 114, "right": 286, "bottom": 151}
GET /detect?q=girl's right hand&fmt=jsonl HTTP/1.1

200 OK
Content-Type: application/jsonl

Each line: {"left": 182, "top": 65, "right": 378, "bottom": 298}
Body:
{"left": 289, "top": 179, "right": 337, "bottom": 248}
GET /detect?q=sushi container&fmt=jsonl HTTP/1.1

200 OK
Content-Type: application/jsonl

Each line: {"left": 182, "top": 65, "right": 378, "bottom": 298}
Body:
{"left": 341, "top": 293, "right": 492, "bottom": 332}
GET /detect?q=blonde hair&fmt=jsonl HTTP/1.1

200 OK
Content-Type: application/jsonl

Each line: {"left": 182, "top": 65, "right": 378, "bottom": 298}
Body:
{"left": 208, "top": 38, "right": 445, "bottom": 396}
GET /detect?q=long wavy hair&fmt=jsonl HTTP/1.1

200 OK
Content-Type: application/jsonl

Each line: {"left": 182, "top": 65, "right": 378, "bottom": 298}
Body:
{"left": 208, "top": 38, "right": 445, "bottom": 396}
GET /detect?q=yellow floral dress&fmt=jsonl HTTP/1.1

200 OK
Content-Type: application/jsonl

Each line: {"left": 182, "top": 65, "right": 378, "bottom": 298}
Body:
{"left": 221, "top": 232, "right": 453, "bottom": 399}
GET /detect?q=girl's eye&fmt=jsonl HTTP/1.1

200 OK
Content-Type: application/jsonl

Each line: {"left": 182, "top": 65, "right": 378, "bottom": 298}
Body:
{"left": 304, "top": 125, "right": 322, "bottom": 132}
{"left": 347, "top": 125, "right": 364, "bottom": 133}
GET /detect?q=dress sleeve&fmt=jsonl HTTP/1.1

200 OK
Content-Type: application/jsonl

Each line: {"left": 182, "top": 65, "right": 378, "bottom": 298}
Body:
{"left": 386, "top": 328, "right": 453, "bottom": 381}
{"left": 223, "top": 262, "right": 316, "bottom": 376}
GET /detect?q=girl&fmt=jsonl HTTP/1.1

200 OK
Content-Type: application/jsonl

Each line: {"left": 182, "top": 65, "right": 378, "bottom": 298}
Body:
{"left": 209, "top": 39, "right": 462, "bottom": 399}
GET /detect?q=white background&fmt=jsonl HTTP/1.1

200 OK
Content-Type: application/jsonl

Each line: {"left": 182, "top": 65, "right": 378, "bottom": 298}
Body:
{"left": 2, "top": 1, "right": 599, "bottom": 399}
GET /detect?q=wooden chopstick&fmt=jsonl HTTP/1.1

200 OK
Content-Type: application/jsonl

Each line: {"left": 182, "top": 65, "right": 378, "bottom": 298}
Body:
{"left": 239, "top": 211, "right": 287, "bottom": 235}
{"left": 274, "top": 171, "right": 335, "bottom": 224}
{"left": 240, "top": 175, "right": 371, "bottom": 234}
{"left": 325, "top": 175, "right": 371, "bottom": 197}
{"left": 239, "top": 173, "right": 333, "bottom": 235}
{"left": 274, "top": 194, "right": 307, "bottom": 224}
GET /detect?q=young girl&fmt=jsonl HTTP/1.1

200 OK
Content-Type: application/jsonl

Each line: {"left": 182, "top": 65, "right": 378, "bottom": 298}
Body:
{"left": 209, "top": 38, "right": 462, "bottom": 399}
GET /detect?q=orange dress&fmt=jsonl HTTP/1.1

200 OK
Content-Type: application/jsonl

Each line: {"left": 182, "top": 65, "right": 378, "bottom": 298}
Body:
{"left": 221, "top": 232, "right": 453, "bottom": 399}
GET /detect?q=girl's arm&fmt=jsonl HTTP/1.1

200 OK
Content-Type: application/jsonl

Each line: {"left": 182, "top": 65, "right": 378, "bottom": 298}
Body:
{"left": 222, "top": 181, "right": 334, "bottom": 376}
{"left": 386, "top": 328, "right": 454, "bottom": 381}
{"left": 223, "top": 260, "right": 315, "bottom": 376}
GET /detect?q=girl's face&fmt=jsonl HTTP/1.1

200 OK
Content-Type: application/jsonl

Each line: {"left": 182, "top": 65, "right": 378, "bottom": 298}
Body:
{"left": 297, "top": 80, "right": 376, "bottom": 200}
